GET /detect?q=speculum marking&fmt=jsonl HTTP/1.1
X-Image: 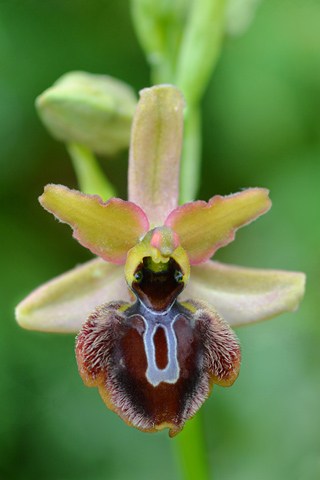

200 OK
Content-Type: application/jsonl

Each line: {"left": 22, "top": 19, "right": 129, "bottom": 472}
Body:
{"left": 130, "top": 309, "right": 180, "bottom": 387}
{"left": 144, "top": 316, "right": 180, "bottom": 387}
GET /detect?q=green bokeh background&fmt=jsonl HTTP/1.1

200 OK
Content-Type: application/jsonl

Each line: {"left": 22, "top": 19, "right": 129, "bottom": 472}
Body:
{"left": 1, "top": 1, "right": 319, "bottom": 479}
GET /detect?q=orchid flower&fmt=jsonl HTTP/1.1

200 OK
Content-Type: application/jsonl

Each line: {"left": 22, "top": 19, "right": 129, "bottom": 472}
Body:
{"left": 16, "top": 85, "right": 305, "bottom": 437}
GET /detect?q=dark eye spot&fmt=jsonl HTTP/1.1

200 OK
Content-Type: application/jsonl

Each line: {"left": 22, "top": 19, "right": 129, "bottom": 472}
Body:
{"left": 174, "top": 270, "right": 183, "bottom": 283}
{"left": 134, "top": 271, "right": 143, "bottom": 283}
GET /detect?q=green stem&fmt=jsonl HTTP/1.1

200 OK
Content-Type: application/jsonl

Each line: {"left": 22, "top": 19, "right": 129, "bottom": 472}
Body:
{"left": 175, "top": 0, "right": 226, "bottom": 108}
{"left": 173, "top": 411, "right": 210, "bottom": 480}
{"left": 130, "top": 0, "right": 185, "bottom": 85}
{"left": 179, "top": 106, "right": 202, "bottom": 204}
{"left": 67, "top": 143, "right": 116, "bottom": 201}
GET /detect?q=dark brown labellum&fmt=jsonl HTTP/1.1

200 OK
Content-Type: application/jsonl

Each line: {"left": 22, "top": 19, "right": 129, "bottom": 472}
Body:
{"left": 76, "top": 255, "right": 240, "bottom": 436}
{"left": 76, "top": 300, "right": 240, "bottom": 436}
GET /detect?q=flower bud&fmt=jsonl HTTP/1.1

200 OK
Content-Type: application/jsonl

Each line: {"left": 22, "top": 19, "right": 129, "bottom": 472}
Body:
{"left": 226, "top": 0, "right": 261, "bottom": 36}
{"left": 36, "top": 71, "right": 138, "bottom": 156}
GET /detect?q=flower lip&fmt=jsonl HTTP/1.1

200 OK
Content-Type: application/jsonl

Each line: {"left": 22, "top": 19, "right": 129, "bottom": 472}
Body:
{"left": 76, "top": 296, "right": 241, "bottom": 437}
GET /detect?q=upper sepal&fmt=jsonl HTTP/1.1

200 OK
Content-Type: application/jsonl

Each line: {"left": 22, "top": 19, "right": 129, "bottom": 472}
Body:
{"left": 128, "top": 85, "right": 185, "bottom": 227}
{"left": 39, "top": 184, "right": 149, "bottom": 263}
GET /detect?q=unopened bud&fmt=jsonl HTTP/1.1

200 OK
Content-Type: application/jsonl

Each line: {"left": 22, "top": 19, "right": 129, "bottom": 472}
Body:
{"left": 36, "top": 71, "right": 138, "bottom": 156}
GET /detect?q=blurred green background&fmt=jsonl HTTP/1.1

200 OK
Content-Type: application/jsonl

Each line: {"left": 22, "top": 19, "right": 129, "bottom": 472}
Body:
{"left": 1, "top": 1, "right": 319, "bottom": 479}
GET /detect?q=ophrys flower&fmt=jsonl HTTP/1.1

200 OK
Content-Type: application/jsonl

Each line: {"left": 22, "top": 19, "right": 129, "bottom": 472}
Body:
{"left": 16, "top": 85, "right": 305, "bottom": 436}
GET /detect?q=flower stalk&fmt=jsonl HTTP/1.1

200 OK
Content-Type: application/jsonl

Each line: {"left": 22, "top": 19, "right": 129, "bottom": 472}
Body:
{"left": 173, "top": 411, "right": 210, "bottom": 480}
{"left": 67, "top": 143, "right": 116, "bottom": 201}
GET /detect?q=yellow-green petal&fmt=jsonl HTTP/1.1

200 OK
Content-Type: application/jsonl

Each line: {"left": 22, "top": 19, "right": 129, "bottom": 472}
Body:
{"left": 39, "top": 184, "right": 149, "bottom": 263}
{"left": 128, "top": 84, "right": 185, "bottom": 227}
{"left": 165, "top": 188, "right": 271, "bottom": 264}
{"left": 15, "top": 258, "right": 130, "bottom": 333}
{"left": 182, "top": 260, "right": 306, "bottom": 327}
